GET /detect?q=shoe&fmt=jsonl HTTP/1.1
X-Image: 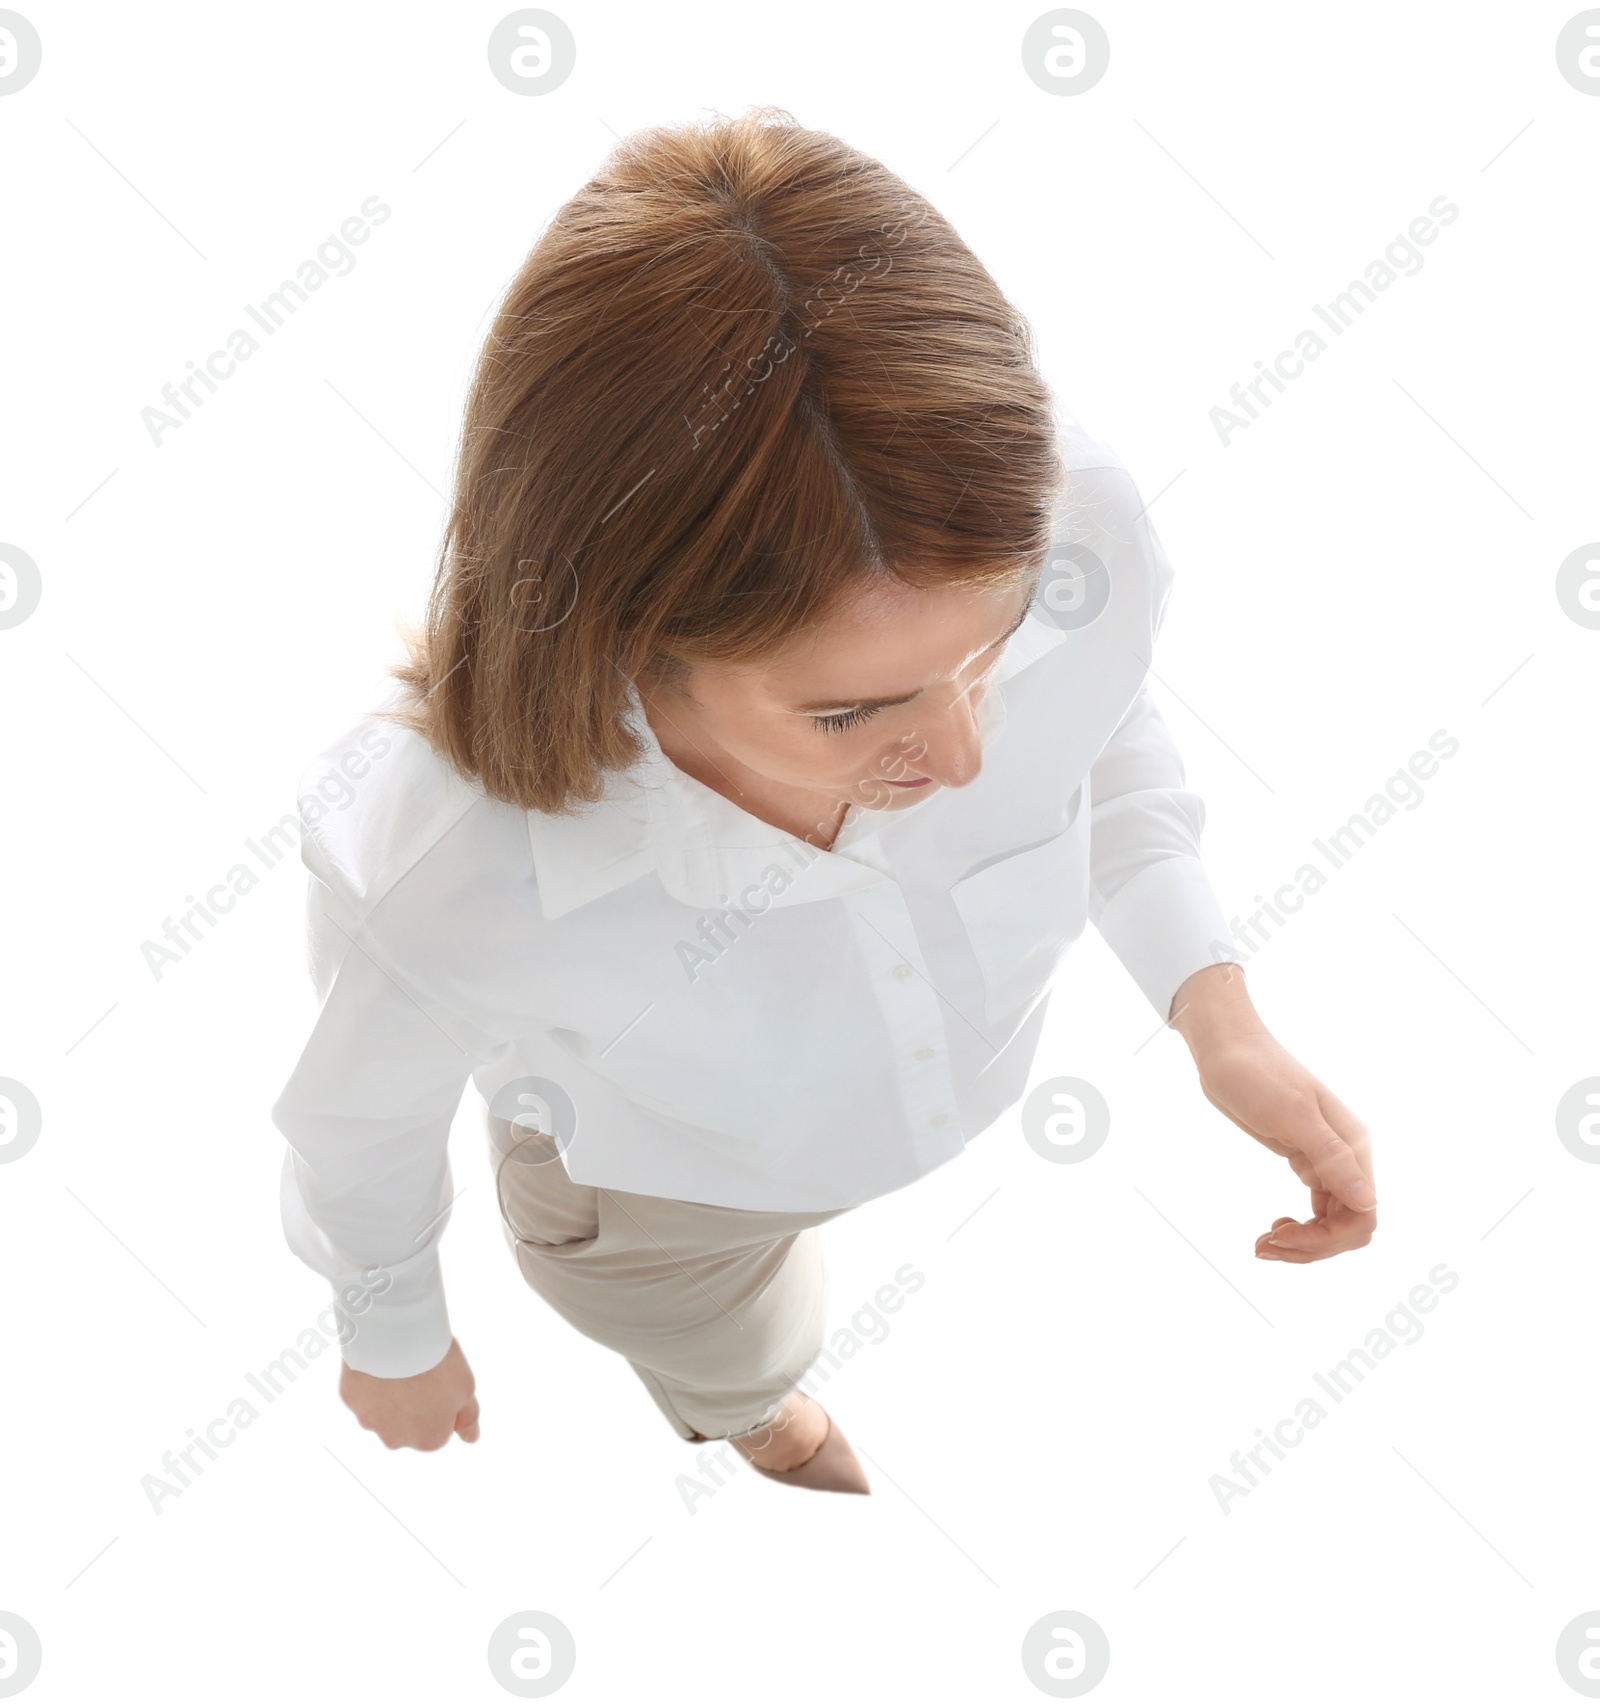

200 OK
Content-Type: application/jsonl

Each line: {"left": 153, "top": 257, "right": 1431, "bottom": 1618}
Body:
{"left": 724, "top": 1404, "right": 871, "bottom": 1495}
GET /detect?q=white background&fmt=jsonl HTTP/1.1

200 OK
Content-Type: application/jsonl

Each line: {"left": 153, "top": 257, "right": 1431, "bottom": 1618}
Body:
{"left": 2, "top": 1, "right": 1598, "bottom": 1702}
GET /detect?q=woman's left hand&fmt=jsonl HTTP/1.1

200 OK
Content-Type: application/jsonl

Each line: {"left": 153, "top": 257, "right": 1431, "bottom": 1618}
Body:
{"left": 1167, "top": 964, "right": 1377, "bottom": 1265}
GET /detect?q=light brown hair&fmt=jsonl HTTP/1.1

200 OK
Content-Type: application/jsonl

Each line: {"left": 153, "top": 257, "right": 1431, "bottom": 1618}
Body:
{"left": 389, "top": 106, "right": 1063, "bottom": 813}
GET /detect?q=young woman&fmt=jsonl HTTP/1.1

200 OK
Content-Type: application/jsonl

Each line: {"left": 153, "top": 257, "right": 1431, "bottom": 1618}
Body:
{"left": 272, "top": 109, "right": 1377, "bottom": 1494}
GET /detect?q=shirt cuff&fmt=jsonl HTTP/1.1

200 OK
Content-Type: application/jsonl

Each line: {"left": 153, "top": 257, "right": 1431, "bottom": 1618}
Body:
{"left": 1092, "top": 854, "right": 1242, "bottom": 1021}
{"left": 333, "top": 1245, "right": 453, "bottom": 1379}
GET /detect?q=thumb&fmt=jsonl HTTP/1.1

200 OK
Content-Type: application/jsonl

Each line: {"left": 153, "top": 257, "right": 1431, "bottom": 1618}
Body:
{"left": 456, "top": 1395, "right": 481, "bottom": 1443}
{"left": 1299, "top": 1113, "right": 1376, "bottom": 1211}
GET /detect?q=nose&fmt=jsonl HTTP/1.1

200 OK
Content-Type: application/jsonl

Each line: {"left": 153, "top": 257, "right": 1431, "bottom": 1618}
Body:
{"left": 906, "top": 685, "right": 986, "bottom": 789}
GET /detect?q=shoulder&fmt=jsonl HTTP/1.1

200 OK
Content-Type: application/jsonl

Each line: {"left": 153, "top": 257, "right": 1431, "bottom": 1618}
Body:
{"left": 1041, "top": 410, "right": 1176, "bottom": 633}
{"left": 292, "top": 705, "right": 553, "bottom": 1041}
{"left": 293, "top": 702, "right": 501, "bottom": 918}
{"left": 994, "top": 412, "right": 1181, "bottom": 748}
{"left": 1055, "top": 410, "right": 1130, "bottom": 478}
{"left": 1052, "top": 412, "right": 1164, "bottom": 545}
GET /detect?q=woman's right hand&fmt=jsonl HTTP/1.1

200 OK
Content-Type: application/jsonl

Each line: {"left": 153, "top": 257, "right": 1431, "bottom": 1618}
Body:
{"left": 339, "top": 1336, "right": 481, "bottom": 1450}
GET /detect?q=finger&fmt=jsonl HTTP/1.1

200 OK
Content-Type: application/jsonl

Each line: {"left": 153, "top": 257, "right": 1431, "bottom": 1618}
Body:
{"left": 1260, "top": 1234, "right": 1341, "bottom": 1264}
{"left": 456, "top": 1396, "right": 481, "bottom": 1443}
{"left": 1260, "top": 1235, "right": 1367, "bottom": 1264}
{"left": 1259, "top": 1210, "right": 1324, "bottom": 1250}
{"left": 1262, "top": 1200, "right": 1367, "bottom": 1246}
{"left": 1293, "top": 1110, "right": 1376, "bottom": 1211}
{"left": 1316, "top": 1086, "right": 1375, "bottom": 1190}
{"left": 1262, "top": 1203, "right": 1375, "bottom": 1260}
{"left": 1259, "top": 1198, "right": 1357, "bottom": 1248}
{"left": 1313, "top": 1081, "right": 1369, "bottom": 1143}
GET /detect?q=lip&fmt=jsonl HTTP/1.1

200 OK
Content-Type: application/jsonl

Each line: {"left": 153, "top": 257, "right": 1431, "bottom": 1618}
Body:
{"left": 880, "top": 776, "right": 933, "bottom": 789}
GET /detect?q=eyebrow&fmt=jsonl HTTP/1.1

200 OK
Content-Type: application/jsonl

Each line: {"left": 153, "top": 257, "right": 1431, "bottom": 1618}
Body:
{"left": 792, "top": 596, "right": 1035, "bottom": 715}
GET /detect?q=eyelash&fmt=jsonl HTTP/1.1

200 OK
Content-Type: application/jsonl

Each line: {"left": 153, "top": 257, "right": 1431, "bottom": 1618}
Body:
{"left": 811, "top": 706, "right": 877, "bottom": 734}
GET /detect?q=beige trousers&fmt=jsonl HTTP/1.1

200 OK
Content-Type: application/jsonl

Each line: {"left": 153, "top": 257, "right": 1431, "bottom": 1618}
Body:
{"left": 486, "top": 1113, "right": 847, "bottom": 1440}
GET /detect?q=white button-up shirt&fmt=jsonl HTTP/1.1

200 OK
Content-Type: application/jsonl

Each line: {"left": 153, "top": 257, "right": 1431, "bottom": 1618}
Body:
{"left": 272, "top": 418, "right": 1241, "bottom": 1375}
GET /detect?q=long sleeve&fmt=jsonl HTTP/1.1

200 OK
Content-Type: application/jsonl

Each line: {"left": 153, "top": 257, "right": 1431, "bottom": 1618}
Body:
{"left": 1087, "top": 680, "right": 1242, "bottom": 1020}
{"left": 271, "top": 872, "right": 479, "bottom": 1378}
{"left": 1069, "top": 460, "right": 1242, "bottom": 1021}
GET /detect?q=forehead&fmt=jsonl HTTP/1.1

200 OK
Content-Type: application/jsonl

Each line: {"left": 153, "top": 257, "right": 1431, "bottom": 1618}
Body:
{"left": 776, "top": 574, "right": 1023, "bottom": 669}
{"left": 740, "top": 573, "right": 1032, "bottom": 711}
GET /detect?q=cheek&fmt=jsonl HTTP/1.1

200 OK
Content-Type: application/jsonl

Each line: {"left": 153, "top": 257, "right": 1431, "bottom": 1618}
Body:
{"left": 884, "top": 725, "right": 931, "bottom": 766}
{"left": 709, "top": 709, "right": 831, "bottom": 780}
{"left": 727, "top": 717, "right": 900, "bottom": 789}
{"left": 831, "top": 724, "right": 932, "bottom": 797}
{"left": 856, "top": 720, "right": 930, "bottom": 776}
{"left": 703, "top": 699, "right": 931, "bottom": 790}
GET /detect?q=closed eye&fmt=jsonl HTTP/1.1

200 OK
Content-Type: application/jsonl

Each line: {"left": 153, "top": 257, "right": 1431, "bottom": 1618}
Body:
{"left": 811, "top": 705, "right": 878, "bottom": 734}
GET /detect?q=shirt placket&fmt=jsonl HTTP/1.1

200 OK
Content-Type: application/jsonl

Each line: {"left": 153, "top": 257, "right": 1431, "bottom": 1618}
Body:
{"left": 844, "top": 880, "right": 966, "bottom": 1172}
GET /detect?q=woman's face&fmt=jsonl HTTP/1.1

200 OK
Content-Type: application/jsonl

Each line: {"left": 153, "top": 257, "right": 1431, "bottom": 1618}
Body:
{"left": 639, "top": 572, "right": 1037, "bottom": 839}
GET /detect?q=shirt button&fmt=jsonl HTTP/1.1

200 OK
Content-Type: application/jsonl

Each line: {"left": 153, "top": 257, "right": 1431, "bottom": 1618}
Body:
{"left": 892, "top": 962, "right": 915, "bottom": 980}
{"left": 929, "top": 1112, "right": 950, "bottom": 1128}
{"left": 914, "top": 1047, "right": 935, "bottom": 1061}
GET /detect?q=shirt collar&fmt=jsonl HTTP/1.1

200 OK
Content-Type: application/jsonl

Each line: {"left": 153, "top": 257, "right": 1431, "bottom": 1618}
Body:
{"left": 525, "top": 614, "right": 1069, "bottom": 920}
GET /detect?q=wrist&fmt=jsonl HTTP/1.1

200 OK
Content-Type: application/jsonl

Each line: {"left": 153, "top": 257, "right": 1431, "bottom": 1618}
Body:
{"left": 1167, "top": 961, "right": 1263, "bottom": 1060}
